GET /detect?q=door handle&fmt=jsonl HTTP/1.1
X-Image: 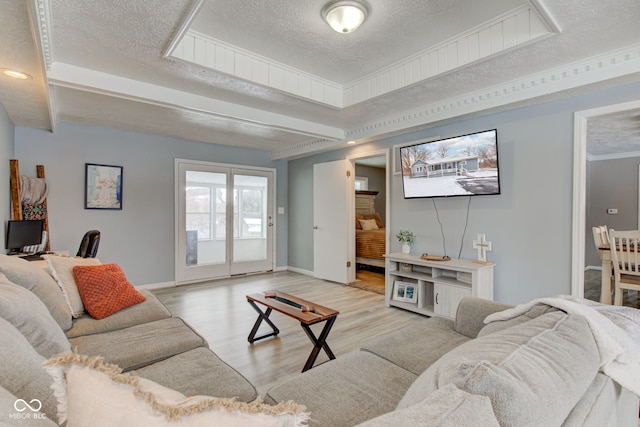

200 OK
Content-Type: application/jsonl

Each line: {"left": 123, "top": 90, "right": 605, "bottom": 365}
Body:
{"left": 313, "top": 226, "right": 318, "bottom": 230}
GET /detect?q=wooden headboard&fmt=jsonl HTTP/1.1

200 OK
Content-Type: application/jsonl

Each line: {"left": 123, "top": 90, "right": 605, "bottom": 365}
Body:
{"left": 355, "top": 190, "right": 378, "bottom": 215}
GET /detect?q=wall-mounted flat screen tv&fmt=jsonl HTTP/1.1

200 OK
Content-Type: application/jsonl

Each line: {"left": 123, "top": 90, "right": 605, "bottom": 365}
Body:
{"left": 400, "top": 129, "right": 500, "bottom": 199}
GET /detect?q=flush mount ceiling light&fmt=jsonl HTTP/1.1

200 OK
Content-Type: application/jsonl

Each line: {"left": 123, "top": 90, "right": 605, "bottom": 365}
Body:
{"left": 1, "top": 68, "right": 32, "bottom": 80}
{"left": 322, "top": 0, "right": 368, "bottom": 34}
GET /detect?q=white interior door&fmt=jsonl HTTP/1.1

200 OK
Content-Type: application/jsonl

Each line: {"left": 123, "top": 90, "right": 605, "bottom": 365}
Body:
{"left": 176, "top": 160, "right": 275, "bottom": 284}
{"left": 313, "top": 160, "right": 351, "bottom": 284}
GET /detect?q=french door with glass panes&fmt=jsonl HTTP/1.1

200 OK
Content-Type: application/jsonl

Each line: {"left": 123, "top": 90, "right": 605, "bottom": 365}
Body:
{"left": 175, "top": 159, "right": 275, "bottom": 284}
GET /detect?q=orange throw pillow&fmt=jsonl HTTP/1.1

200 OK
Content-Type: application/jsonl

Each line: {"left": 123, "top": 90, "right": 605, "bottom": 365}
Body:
{"left": 72, "top": 264, "right": 146, "bottom": 319}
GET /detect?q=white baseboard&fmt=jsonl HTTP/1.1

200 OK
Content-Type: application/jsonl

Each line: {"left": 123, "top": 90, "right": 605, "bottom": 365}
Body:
{"left": 136, "top": 281, "right": 176, "bottom": 290}
{"left": 585, "top": 265, "right": 602, "bottom": 271}
{"left": 286, "top": 266, "right": 314, "bottom": 277}
{"left": 136, "top": 267, "right": 314, "bottom": 289}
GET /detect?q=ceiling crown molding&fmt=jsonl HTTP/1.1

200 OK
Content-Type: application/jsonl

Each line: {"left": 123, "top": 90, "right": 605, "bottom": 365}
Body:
{"left": 28, "top": 0, "right": 53, "bottom": 71}
{"left": 344, "top": 4, "right": 556, "bottom": 107}
{"left": 27, "top": 0, "right": 56, "bottom": 131}
{"left": 271, "top": 42, "right": 640, "bottom": 160}
{"left": 168, "top": 4, "right": 557, "bottom": 109}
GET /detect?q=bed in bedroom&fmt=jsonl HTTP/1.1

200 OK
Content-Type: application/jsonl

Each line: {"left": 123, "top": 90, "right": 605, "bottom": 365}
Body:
{"left": 355, "top": 211, "right": 386, "bottom": 268}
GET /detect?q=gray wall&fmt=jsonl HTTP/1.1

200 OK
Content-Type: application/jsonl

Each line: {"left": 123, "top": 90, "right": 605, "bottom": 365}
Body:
{"left": 288, "top": 80, "right": 640, "bottom": 305}
{"left": 585, "top": 156, "right": 639, "bottom": 267}
{"left": 355, "top": 164, "right": 386, "bottom": 223}
{"left": 13, "top": 122, "right": 288, "bottom": 286}
{"left": 0, "top": 103, "right": 14, "bottom": 248}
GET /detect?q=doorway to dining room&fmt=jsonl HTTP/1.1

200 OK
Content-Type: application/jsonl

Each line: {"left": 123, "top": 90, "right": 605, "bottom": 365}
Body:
{"left": 574, "top": 99, "right": 640, "bottom": 308}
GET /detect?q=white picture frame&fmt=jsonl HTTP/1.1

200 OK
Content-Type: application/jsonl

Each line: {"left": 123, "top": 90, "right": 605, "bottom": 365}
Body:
{"left": 392, "top": 281, "right": 418, "bottom": 303}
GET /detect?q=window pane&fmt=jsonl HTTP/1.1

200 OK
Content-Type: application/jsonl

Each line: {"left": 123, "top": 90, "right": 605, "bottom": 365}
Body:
{"left": 216, "top": 187, "right": 226, "bottom": 213}
{"left": 216, "top": 213, "right": 226, "bottom": 240}
{"left": 186, "top": 186, "right": 211, "bottom": 240}
{"left": 186, "top": 213, "right": 211, "bottom": 239}
{"left": 355, "top": 176, "right": 368, "bottom": 190}
{"left": 241, "top": 189, "right": 262, "bottom": 213}
{"left": 186, "top": 186, "right": 210, "bottom": 213}
{"left": 234, "top": 176, "right": 266, "bottom": 238}
{"left": 238, "top": 188, "right": 263, "bottom": 237}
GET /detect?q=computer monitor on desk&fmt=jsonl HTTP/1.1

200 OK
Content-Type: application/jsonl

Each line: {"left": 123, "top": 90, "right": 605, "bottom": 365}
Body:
{"left": 5, "top": 220, "right": 44, "bottom": 255}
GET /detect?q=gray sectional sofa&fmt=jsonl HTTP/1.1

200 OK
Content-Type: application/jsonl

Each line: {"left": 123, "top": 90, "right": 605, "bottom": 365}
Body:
{"left": 1, "top": 253, "right": 638, "bottom": 426}
{"left": 0, "top": 254, "right": 257, "bottom": 426}
{"left": 265, "top": 298, "right": 639, "bottom": 426}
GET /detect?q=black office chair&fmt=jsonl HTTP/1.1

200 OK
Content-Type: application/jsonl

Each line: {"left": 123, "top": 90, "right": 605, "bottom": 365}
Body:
{"left": 76, "top": 230, "right": 100, "bottom": 258}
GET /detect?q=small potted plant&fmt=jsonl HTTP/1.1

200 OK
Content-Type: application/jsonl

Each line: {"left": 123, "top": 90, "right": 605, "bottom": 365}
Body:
{"left": 396, "top": 230, "right": 415, "bottom": 254}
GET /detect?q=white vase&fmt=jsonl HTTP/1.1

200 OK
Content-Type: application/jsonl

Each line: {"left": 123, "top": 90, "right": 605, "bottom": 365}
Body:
{"left": 401, "top": 242, "right": 410, "bottom": 254}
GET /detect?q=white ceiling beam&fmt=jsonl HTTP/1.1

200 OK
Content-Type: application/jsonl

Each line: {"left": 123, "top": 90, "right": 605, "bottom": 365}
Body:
{"left": 46, "top": 63, "right": 345, "bottom": 141}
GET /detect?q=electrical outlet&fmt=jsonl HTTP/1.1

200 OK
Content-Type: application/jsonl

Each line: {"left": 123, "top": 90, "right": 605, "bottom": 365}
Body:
{"left": 607, "top": 208, "right": 618, "bottom": 214}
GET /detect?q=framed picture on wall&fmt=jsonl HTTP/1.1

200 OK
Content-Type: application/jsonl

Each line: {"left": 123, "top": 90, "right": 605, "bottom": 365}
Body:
{"left": 85, "top": 163, "right": 123, "bottom": 210}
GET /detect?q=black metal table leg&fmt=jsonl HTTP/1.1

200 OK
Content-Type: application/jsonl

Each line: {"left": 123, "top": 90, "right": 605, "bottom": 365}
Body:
{"left": 247, "top": 300, "right": 280, "bottom": 343}
{"left": 300, "top": 316, "right": 337, "bottom": 372}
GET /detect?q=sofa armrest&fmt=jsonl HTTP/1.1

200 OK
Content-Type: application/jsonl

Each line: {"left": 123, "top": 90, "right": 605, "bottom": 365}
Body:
{"left": 454, "top": 297, "right": 512, "bottom": 338}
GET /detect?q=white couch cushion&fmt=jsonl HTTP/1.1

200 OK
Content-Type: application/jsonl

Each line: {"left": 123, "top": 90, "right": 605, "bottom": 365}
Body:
{"left": 44, "top": 352, "right": 308, "bottom": 427}
{"left": 44, "top": 255, "right": 101, "bottom": 317}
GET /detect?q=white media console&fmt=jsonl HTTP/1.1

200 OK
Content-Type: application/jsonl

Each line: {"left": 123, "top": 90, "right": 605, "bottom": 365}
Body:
{"left": 385, "top": 253, "right": 494, "bottom": 319}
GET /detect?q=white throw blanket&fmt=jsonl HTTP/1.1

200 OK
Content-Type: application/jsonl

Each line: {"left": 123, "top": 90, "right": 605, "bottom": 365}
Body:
{"left": 484, "top": 295, "right": 640, "bottom": 396}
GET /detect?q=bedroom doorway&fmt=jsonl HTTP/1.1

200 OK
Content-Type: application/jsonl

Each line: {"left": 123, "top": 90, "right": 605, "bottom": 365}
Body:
{"left": 349, "top": 151, "right": 389, "bottom": 295}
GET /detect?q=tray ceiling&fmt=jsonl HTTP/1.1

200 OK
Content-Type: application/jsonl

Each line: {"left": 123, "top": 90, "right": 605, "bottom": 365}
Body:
{"left": 0, "top": 0, "right": 639, "bottom": 159}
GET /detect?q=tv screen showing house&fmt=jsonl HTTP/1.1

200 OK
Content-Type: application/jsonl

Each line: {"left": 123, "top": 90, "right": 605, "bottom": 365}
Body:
{"left": 400, "top": 129, "right": 500, "bottom": 199}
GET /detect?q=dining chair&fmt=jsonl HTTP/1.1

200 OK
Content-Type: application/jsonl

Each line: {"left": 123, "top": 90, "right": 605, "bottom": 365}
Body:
{"left": 592, "top": 225, "right": 610, "bottom": 252}
{"left": 608, "top": 229, "right": 640, "bottom": 306}
{"left": 593, "top": 225, "right": 614, "bottom": 303}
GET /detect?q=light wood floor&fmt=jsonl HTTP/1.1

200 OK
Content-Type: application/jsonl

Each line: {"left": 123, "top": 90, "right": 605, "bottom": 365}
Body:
{"left": 152, "top": 269, "right": 639, "bottom": 397}
{"left": 152, "top": 271, "right": 420, "bottom": 395}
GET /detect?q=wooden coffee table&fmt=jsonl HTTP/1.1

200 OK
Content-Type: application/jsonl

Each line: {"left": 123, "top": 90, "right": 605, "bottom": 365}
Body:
{"left": 246, "top": 290, "right": 339, "bottom": 372}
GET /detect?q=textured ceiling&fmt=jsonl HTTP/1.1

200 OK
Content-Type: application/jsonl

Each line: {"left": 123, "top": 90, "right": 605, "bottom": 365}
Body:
{"left": 191, "top": 0, "right": 524, "bottom": 84}
{"left": 0, "top": 0, "right": 639, "bottom": 159}
{"left": 587, "top": 108, "right": 640, "bottom": 157}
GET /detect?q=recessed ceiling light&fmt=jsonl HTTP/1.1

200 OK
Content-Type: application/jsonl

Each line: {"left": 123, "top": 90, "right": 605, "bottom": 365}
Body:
{"left": 347, "top": 140, "right": 357, "bottom": 144}
{"left": 322, "top": 1, "right": 368, "bottom": 34}
{"left": 1, "top": 68, "right": 32, "bottom": 80}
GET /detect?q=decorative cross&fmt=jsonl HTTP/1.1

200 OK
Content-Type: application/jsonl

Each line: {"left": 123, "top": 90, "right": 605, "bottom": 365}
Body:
{"left": 473, "top": 234, "right": 492, "bottom": 262}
